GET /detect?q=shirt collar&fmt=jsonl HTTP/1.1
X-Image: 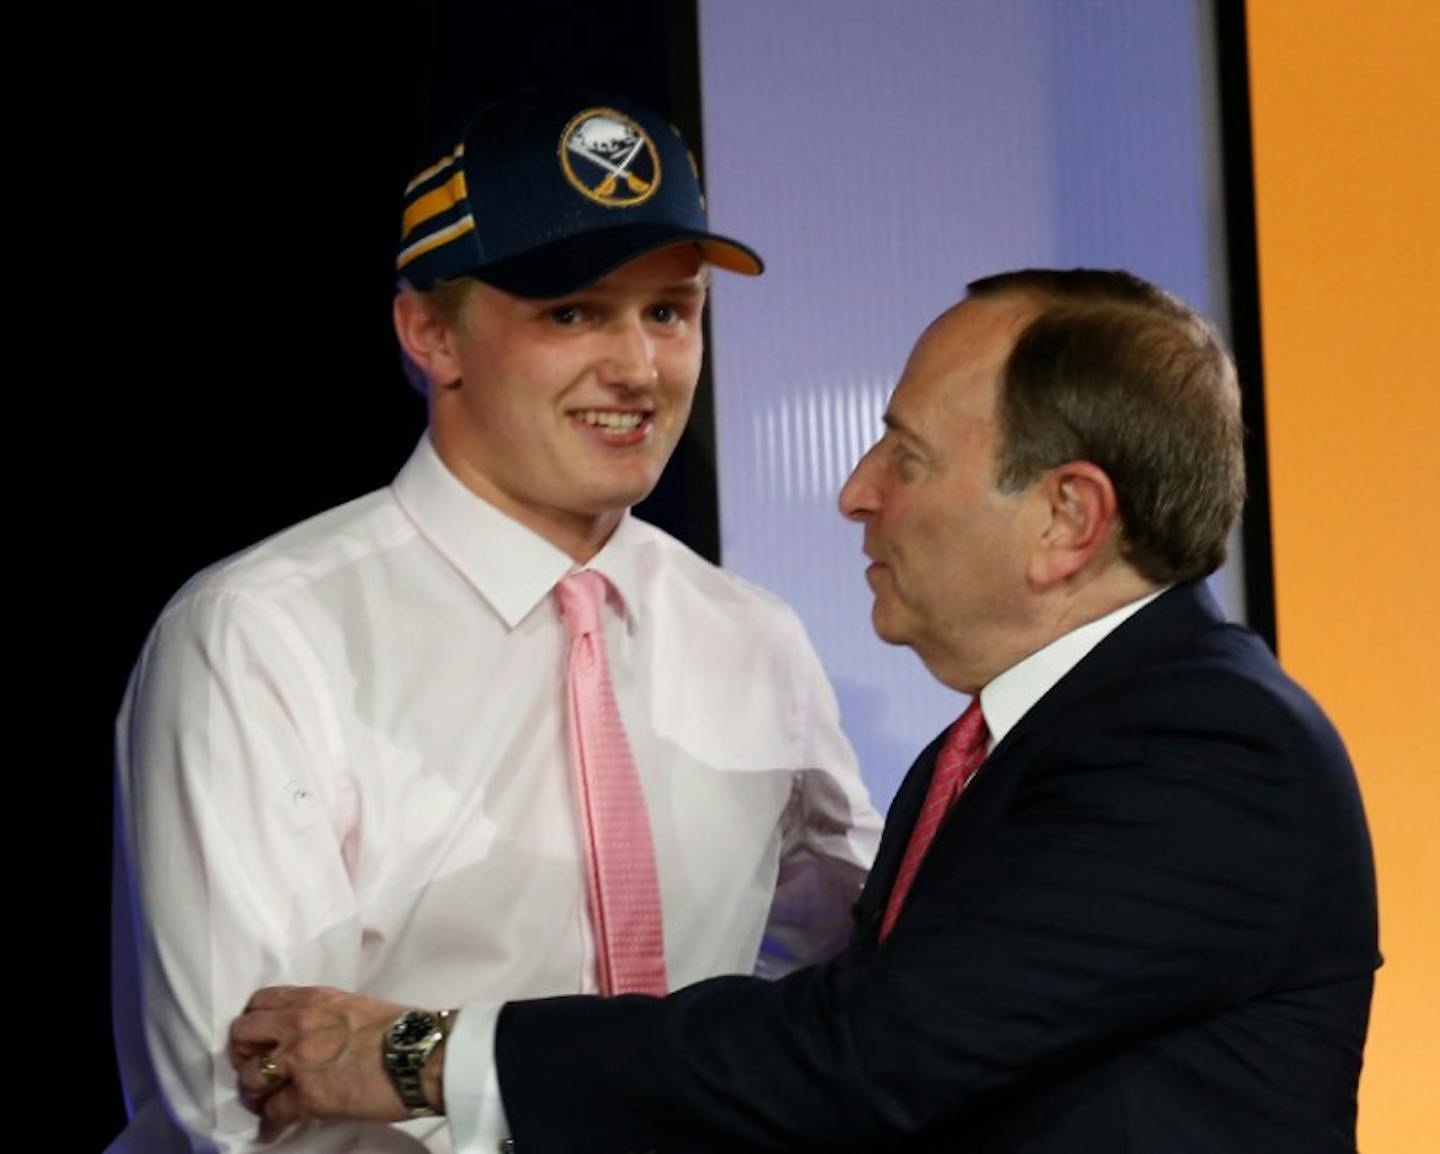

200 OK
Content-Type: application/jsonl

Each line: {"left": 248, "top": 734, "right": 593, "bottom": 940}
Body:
{"left": 391, "top": 435, "right": 636, "bottom": 630}
{"left": 979, "top": 586, "right": 1169, "bottom": 750}
{"left": 583, "top": 515, "right": 646, "bottom": 629}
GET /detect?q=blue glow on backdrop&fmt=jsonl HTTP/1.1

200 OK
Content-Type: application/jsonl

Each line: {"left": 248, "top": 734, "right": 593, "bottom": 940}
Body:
{"left": 699, "top": 0, "right": 1240, "bottom": 805}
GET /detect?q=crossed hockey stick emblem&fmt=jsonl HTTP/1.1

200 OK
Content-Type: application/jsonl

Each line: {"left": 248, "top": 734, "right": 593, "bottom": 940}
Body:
{"left": 561, "top": 110, "right": 660, "bottom": 206}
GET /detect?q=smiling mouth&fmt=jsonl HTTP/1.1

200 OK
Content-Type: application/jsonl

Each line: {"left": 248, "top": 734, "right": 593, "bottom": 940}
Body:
{"left": 573, "top": 409, "right": 648, "bottom": 433}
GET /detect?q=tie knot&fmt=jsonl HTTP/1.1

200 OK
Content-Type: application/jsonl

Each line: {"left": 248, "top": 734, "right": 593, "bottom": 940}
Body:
{"left": 949, "top": 697, "right": 988, "bottom": 758}
{"left": 556, "top": 570, "right": 609, "bottom": 640}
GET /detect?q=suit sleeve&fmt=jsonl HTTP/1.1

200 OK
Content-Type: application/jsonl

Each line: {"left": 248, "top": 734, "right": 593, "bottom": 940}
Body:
{"left": 492, "top": 671, "right": 1332, "bottom": 1153}
{"left": 111, "top": 590, "right": 360, "bottom": 1150}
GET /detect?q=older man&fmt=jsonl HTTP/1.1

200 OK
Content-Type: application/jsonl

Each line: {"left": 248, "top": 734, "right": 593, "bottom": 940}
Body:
{"left": 231, "top": 269, "right": 1378, "bottom": 1153}
{"left": 110, "top": 91, "right": 879, "bottom": 1153}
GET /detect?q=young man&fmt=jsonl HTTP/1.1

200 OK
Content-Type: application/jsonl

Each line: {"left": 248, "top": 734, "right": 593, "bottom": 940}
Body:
{"left": 232, "top": 270, "right": 1378, "bottom": 1154}
{"left": 110, "top": 91, "right": 880, "bottom": 1153}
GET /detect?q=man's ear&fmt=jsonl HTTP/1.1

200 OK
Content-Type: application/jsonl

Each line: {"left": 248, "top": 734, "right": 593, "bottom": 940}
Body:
{"left": 393, "top": 290, "right": 462, "bottom": 390}
{"left": 1026, "top": 461, "right": 1120, "bottom": 588}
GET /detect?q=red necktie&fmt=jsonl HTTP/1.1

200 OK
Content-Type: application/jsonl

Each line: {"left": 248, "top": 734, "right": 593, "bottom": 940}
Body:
{"left": 555, "top": 570, "right": 668, "bottom": 996}
{"left": 879, "top": 698, "right": 988, "bottom": 942}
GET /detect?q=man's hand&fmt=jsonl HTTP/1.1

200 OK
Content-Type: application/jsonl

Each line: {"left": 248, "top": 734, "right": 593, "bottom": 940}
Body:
{"left": 229, "top": 985, "right": 410, "bottom": 1139}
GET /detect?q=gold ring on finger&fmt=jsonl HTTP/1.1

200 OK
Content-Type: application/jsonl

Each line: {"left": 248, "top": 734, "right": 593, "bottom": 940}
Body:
{"left": 257, "top": 1056, "right": 288, "bottom": 1088}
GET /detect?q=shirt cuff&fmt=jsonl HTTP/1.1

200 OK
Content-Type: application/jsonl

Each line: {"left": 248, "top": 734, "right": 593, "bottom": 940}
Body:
{"left": 444, "top": 1003, "right": 510, "bottom": 1154}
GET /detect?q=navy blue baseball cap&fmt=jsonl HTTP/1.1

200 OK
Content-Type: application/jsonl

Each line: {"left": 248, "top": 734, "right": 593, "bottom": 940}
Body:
{"left": 396, "top": 90, "right": 764, "bottom": 298}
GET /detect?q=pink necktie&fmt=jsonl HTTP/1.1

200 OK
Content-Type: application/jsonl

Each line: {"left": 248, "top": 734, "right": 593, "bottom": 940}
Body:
{"left": 555, "top": 570, "right": 668, "bottom": 996}
{"left": 879, "top": 698, "right": 988, "bottom": 942}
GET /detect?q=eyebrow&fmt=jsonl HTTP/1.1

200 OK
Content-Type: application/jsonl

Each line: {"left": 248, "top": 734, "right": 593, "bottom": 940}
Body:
{"left": 881, "top": 412, "right": 940, "bottom": 460}
{"left": 883, "top": 411, "right": 924, "bottom": 443}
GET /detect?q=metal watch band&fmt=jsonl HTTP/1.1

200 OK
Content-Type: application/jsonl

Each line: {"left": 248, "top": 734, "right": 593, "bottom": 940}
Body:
{"left": 384, "top": 1008, "right": 456, "bottom": 1117}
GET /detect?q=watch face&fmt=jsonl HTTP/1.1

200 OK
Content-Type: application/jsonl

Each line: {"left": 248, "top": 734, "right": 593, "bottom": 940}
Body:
{"left": 391, "top": 1011, "right": 437, "bottom": 1049}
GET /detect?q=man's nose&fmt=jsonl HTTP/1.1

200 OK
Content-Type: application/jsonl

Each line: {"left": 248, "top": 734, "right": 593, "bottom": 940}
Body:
{"left": 597, "top": 315, "right": 658, "bottom": 390}
{"left": 839, "top": 446, "right": 880, "bottom": 521}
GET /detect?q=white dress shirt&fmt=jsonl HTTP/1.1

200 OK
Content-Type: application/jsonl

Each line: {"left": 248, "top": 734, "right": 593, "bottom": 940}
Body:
{"left": 110, "top": 436, "right": 881, "bottom": 1153}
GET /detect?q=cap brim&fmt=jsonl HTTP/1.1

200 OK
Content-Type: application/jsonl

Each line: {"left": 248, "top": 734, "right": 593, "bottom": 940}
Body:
{"left": 475, "top": 223, "right": 764, "bottom": 299}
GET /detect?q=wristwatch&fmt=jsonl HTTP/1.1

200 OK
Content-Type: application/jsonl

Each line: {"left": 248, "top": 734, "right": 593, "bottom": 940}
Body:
{"left": 383, "top": 1007, "right": 456, "bottom": 1116}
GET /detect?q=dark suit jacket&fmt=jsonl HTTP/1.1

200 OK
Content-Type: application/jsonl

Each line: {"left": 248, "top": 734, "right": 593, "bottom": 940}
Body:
{"left": 496, "top": 583, "right": 1379, "bottom": 1152}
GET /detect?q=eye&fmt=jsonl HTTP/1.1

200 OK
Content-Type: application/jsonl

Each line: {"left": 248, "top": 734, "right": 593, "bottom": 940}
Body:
{"left": 548, "top": 305, "right": 584, "bottom": 326}
{"left": 891, "top": 440, "right": 925, "bottom": 480}
{"left": 648, "top": 303, "right": 680, "bottom": 325}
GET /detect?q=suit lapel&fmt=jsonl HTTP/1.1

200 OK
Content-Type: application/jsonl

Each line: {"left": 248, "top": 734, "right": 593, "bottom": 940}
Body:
{"left": 852, "top": 727, "right": 949, "bottom": 952}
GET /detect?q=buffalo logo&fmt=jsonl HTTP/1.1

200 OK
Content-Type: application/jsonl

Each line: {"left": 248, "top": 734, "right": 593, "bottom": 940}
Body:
{"left": 559, "top": 108, "right": 661, "bottom": 207}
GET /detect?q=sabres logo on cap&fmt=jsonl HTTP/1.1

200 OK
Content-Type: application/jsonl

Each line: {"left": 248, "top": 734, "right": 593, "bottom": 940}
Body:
{"left": 559, "top": 108, "right": 661, "bottom": 208}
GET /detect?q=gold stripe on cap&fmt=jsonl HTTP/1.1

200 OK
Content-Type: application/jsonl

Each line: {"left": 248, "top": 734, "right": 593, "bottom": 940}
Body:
{"left": 401, "top": 170, "right": 470, "bottom": 242}
{"left": 404, "top": 143, "right": 465, "bottom": 196}
{"left": 396, "top": 214, "right": 477, "bottom": 270}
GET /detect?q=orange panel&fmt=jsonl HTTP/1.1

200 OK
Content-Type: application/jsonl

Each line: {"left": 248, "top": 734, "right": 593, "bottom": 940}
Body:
{"left": 1247, "top": 3, "right": 1440, "bottom": 1150}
